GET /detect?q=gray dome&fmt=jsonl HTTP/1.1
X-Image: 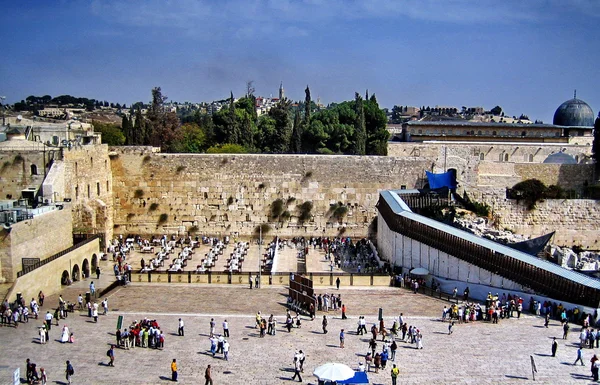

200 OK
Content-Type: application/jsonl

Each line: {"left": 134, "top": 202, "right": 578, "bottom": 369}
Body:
{"left": 543, "top": 152, "right": 577, "bottom": 164}
{"left": 553, "top": 98, "right": 594, "bottom": 127}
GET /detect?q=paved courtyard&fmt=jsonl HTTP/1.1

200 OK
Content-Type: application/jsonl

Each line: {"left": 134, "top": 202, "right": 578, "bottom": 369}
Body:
{"left": 1, "top": 272, "right": 598, "bottom": 385}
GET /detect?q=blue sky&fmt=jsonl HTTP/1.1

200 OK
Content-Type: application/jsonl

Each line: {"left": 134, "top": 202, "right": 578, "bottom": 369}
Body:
{"left": 1, "top": 0, "right": 599, "bottom": 123}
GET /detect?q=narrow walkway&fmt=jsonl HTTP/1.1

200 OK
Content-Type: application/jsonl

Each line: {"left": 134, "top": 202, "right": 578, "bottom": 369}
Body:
{"left": 296, "top": 247, "right": 307, "bottom": 274}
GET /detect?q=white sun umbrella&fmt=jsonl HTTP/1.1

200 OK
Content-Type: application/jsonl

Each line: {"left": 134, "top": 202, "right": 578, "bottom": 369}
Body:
{"left": 313, "top": 362, "right": 355, "bottom": 382}
{"left": 410, "top": 267, "right": 429, "bottom": 276}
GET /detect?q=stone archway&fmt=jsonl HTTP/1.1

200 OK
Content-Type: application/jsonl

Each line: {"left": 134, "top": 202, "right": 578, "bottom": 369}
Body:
{"left": 72, "top": 264, "right": 81, "bottom": 282}
{"left": 82, "top": 258, "right": 90, "bottom": 279}
{"left": 61, "top": 270, "right": 70, "bottom": 286}
{"left": 91, "top": 254, "right": 98, "bottom": 272}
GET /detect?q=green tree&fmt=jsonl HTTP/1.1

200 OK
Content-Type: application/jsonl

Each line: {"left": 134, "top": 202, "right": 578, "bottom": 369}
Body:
{"left": 121, "top": 115, "right": 133, "bottom": 145}
{"left": 206, "top": 143, "right": 247, "bottom": 153}
{"left": 593, "top": 113, "right": 600, "bottom": 177}
{"left": 304, "top": 85, "right": 312, "bottom": 124}
{"left": 290, "top": 110, "right": 302, "bottom": 153}
{"left": 268, "top": 98, "right": 292, "bottom": 153}
{"left": 364, "top": 94, "right": 390, "bottom": 155}
{"left": 133, "top": 108, "right": 146, "bottom": 145}
{"left": 171, "top": 123, "right": 206, "bottom": 153}
{"left": 490, "top": 105, "right": 503, "bottom": 116}
{"left": 93, "top": 121, "right": 125, "bottom": 146}
{"left": 146, "top": 87, "right": 181, "bottom": 150}
{"left": 256, "top": 115, "right": 277, "bottom": 152}
{"left": 353, "top": 92, "right": 366, "bottom": 155}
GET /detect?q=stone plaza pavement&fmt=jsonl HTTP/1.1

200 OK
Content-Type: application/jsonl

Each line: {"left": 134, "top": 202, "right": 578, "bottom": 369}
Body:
{"left": 1, "top": 282, "right": 598, "bottom": 385}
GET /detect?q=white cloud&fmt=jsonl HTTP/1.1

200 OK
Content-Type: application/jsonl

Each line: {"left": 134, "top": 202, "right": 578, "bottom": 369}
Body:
{"left": 89, "top": 0, "right": 599, "bottom": 38}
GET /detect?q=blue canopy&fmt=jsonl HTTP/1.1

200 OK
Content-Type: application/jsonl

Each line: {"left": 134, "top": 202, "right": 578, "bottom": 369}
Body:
{"left": 337, "top": 371, "right": 369, "bottom": 384}
{"left": 426, "top": 170, "right": 457, "bottom": 189}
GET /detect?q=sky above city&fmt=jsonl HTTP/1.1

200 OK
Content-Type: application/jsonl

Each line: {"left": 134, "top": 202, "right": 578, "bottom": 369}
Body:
{"left": 1, "top": 0, "right": 599, "bottom": 123}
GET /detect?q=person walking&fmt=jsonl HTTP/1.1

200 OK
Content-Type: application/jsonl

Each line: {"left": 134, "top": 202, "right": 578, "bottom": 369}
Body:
{"left": 339, "top": 329, "right": 345, "bottom": 348}
{"left": 223, "top": 319, "right": 229, "bottom": 337}
{"left": 96, "top": 266, "right": 101, "bottom": 279}
{"left": 390, "top": 340, "right": 397, "bottom": 361}
{"left": 552, "top": 337, "right": 558, "bottom": 357}
{"left": 107, "top": 345, "right": 115, "bottom": 366}
{"left": 223, "top": 339, "right": 230, "bottom": 361}
{"left": 574, "top": 347, "right": 584, "bottom": 366}
{"left": 249, "top": 275, "right": 253, "bottom": 289}
{"left": 65, "top": 361, "right": 74, "bottom": 385}
{"left": 341, "top": 304, "right": 347, "bottom": 320}
{"left": 171, "top": 359, "right": 178, "bottom": 382}
{"left": 391, "top": 364, "right": 400, "bottom": 385}
{"left": 209, "top": 318, "right": 216, "bottom": 337}
{"left": 592, "top": 354, "right": 599, "bottom": 381}
{"left": 322, "top": 315, "right": 328, "bottom": 334}
{"left": 178, "top": 318, "right": 184, "bottom": 336}
{"left": 40, "top": 367, "right": 47, "bottom": 385}
{"left": 90, "top": 281, "right": 95, "bottom": 296}
{"left": 291, "top": 357, "right": 302, "bottom": 382}
{"left": 336, "top": 277, "right": 341, "bottom": 290}
{"left": 563, "top": 322, "right": 570, "bottom": 339}
{"left": 204, "top": 364, "right": 213, "bottom": 385}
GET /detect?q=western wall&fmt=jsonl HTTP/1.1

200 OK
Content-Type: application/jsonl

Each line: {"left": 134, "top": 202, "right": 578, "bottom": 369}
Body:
{"left": 109, "top": 147, "right": 432, "bottom": 238}
{"left": 107, "top": 144, "right": 599, "bottom": 249}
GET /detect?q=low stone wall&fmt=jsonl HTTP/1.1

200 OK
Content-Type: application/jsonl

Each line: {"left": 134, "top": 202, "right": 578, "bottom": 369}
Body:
{"left": 6, "top": 238, "right": 100, "bottom": 303}
{"left": 129, "top": 271, "right": 391, "bottom": 287}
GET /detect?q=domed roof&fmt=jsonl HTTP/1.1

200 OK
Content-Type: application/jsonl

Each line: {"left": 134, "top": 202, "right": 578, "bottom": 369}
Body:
{"left": 543, "top": 152, "right": 577, "bottom": 165}
{"left": 553, "top": 98, "right": 594, "bottom": 127}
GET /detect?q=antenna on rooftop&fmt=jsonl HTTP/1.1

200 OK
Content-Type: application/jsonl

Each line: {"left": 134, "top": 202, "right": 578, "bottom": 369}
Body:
{"left": 574, "top": 89, "right": 577, "bottom": 99}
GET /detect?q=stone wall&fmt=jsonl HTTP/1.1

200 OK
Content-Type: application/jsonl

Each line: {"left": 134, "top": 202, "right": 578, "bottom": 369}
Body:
{"left": 387, "top": 141, "right": 593, "bottom": 192}
{"left": 0, "top": 208, "right": 73, "bottom": 282}
{"left": 61, "top": 145, "right": 114, "bottom": 242}
{"left": 490, "top": 198, "right": 600, "bottom": 249}
{"left": 6, "top": 238, "right": 100, "bottom": 303}
{"left": 0, "top": 151, "right": 48, "bottom": 200}
{"left": 109, "top": 147, "right": 431, "bottom": 238}
{"left": 476, "top": 162, "right": 594, "bottom": 190}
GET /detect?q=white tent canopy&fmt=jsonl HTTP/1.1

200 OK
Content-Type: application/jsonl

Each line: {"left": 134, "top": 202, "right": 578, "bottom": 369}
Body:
{"left": 313, "top": 363, "right": 355, "bottom": 382}
{"left": 410, "top": 267, "right": 430, "bottom": 276}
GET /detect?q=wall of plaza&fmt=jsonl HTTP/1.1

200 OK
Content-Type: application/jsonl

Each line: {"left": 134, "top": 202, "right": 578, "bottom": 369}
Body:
{"left": 387, "top": 141, "right": 593, "bottom": 191}
{"left": 109, "top": 147, "right": 432, "bottom": 238}
{"left": 60, "top": 145, "right": 114, "bottom": 242}
{"left": 6, "top": 237, "right": 100, "bottom": 303}
{"left": 0, "top": 208, "right": 73, "bottom": 283}
{"left": 376, "top": 209, "right": 524, "bottom": 291}
{"left": 129, "top": 271, "right": 391, "bottom": 287}
{"left": 387, "top": 141, "right": 598, "bottom": 249}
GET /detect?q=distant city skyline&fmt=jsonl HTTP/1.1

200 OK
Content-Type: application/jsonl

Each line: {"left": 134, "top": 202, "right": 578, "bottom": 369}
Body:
{"left": 1, "top": 0, "right": 599, "bottom": 123}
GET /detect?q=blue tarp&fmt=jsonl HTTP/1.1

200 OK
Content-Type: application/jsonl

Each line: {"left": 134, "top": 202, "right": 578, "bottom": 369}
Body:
{"left": 337, "top": 371, "right": 369, "bottom": 384}
{"left": 426, "top": 171, "right": 456, "bottom": 189}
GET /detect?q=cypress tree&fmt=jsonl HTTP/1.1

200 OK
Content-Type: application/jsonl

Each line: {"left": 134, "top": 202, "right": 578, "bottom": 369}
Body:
{"left": 291, "top": 109, "right": 302, "bottom": 153}
{"left": 353, "top": 92, "right": 366, "bottom": 155}
{"left": 593, "top": 113, "right": 600, "bottom": 178}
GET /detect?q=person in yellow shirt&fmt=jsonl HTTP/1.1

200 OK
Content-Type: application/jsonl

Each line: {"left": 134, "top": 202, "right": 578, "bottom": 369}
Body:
{"left": 171, "top": 359, "right": 178, "bottom": 382}
{"left": 391, "top": 364, "right": 400, "bottom": 385}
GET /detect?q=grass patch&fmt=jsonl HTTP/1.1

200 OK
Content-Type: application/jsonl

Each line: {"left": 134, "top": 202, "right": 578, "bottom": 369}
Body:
{"left": 149, "top": 203, "right": 159, "bottom": 211}
{"left": 176, "top": 165, "right": 186, "bottom": 173}
{"left": 142, "top": 154, "right": 152, "bottom": 163}
{"left": 134, "top": 189, "right": 144, "bottom": 199}
{"left": 158, "top": 213, "right": 168, "bottom": 224}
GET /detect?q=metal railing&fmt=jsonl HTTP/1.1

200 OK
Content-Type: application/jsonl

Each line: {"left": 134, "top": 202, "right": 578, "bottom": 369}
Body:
{"left": 16, "top": 234, "right": 101, "bottom": 277}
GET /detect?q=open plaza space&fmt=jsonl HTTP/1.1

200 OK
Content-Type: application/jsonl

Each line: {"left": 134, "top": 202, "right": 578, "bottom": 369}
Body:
{"left": 1, "top": 254, "right": 599, "bottom": 385}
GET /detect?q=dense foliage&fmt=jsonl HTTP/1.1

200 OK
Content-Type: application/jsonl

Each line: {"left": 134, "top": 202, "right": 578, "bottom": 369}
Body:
{"left": 100, "top": 87, "right": 390, "bottom": 155}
